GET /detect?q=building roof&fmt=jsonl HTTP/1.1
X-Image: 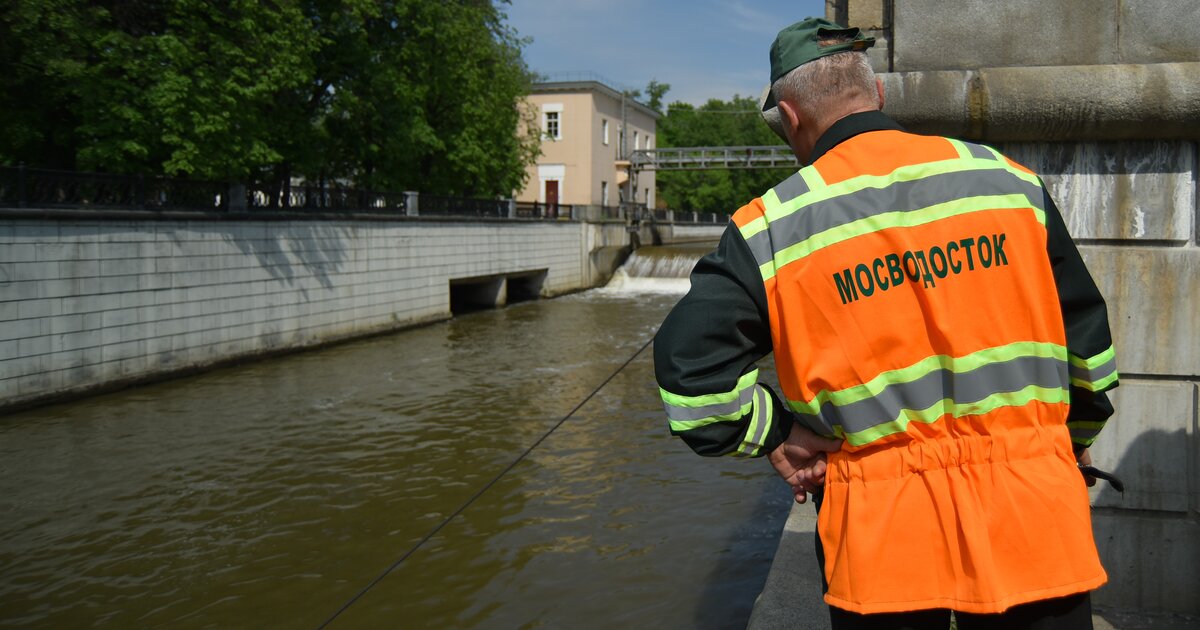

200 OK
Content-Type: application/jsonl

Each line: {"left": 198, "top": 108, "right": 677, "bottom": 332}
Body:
{"left": 531, "top": 80, "right": 661, "bottom": 120}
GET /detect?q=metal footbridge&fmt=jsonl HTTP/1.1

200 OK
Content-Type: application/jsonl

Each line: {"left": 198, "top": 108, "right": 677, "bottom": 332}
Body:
{"left": 628, "top": 146, "right": 798, "bottom": 171}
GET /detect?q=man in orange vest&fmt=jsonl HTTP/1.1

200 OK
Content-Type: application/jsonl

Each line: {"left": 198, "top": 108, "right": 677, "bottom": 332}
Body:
{"left": 654, "top": 16, "right": 1118, "bottom": 629}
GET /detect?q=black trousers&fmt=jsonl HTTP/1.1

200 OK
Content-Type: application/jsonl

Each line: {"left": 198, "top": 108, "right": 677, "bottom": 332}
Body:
{"left": 812, "top": 490, "right": 1094, "bottom": 630}
{"left": 826, "top": 592, "right": 1093, "bottom": 630}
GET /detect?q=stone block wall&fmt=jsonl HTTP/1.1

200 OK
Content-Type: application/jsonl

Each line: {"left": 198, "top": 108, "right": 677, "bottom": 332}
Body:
{"left": 830, "top": 0, "right": 1200, "bottom": 614}
{"left": 1008, "top": 143, "right": 1200, "bottom": 613}
{"left": 893, "top": 0, "right": 1200, "bottom": 71}
{"left": 0, "top": 217, "right": 616, "bottom": 412}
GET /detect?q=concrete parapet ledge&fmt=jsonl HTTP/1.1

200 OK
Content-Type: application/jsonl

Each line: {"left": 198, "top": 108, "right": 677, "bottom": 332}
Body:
{"left": 880, "top": 62, "right": 1200, "bottom": 141}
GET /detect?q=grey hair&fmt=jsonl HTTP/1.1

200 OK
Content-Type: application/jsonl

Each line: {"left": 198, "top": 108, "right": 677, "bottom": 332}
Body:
{"left": 771, "top": 50, "right": 876, "bottom": 119}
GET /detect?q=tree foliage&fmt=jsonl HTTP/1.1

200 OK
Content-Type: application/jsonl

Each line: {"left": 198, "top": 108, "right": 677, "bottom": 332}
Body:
{"left": 656, "top": 95, "right": 795, "bottom": 213}
{"left": 0, "top": 0, "right": 539, "bottom": 196}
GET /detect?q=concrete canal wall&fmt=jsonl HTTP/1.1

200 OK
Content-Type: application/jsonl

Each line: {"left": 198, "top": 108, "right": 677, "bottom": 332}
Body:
{"left": 0, "top": 215, "right": 630, "bottom": 412}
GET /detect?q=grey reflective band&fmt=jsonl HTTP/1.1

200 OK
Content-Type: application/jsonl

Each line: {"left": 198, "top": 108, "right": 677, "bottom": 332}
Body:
{"left": 737, "top": 385, "right": 775, "bottom": 457}
{"left": 746, "top": 168, "right": 1046, "bottom": 270}
{"left": 773, "top": 170, "right": 812, "bottom": 205}
{"left": 792, "top": 355, "right": 1069, "bottom": 437}
{"left": 662, "top": 379, "right": 757, "bottom": 422}
{"left": 1068, "top": 357, "right": 1118, "bottom": 391}
{"left": 743, "top": 230, "right": 776, "bottom": 272}
{"left": 963, "top": 142, "right": 998, "bottom": 161}
{"left": 1068, "top": 422, "right": 1106, "bottom": 446}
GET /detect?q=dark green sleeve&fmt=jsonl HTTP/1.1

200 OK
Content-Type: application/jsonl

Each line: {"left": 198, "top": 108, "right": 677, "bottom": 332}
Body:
{"left": 653, "top": 223, "right": 794, "bottom": 457}
{"left": 1044, "top": 190, "right": 1118, "bottom": 451}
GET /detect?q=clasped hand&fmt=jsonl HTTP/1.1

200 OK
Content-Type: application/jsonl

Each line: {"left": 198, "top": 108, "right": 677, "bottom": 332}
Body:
{"left": 767, "top": 421, "right": 843, "bottom": 504}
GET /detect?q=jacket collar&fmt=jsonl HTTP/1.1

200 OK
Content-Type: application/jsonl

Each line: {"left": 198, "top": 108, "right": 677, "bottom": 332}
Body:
{"left": 808, "top": 110, "right": 905, "bottom": 164}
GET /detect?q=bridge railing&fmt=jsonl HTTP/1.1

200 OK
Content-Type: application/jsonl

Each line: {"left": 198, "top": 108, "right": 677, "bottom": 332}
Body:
{"left": 630, "top": 146, "right": 798, "bottom": 171}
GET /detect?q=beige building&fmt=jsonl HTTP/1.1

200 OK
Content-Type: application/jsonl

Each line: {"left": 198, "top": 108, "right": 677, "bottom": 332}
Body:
{"left": 517, "top": 80, "right": 659, "bottom": 211}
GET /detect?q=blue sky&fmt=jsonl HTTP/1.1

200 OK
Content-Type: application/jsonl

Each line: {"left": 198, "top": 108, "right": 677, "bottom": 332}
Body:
{"left": 504, "top": 0, "right": 828, "bottom": 106}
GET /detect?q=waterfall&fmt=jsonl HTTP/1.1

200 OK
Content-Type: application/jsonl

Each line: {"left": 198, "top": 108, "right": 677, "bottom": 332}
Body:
{"left": 602, "top": 244, "right": 715, "bottom": 294}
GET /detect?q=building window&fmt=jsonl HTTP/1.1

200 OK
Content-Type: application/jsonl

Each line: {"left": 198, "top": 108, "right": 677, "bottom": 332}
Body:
{"left": 602, "top": 181, "right": 609, "bottom": 206}
{"left": 602, "top": 119, "right": 609, "bottom": 145}
{"left": 634, "top": 131, "right": 640, "bottom": 150}
{"left": 647, "top": 136, "right": 653, "bottom": 150}
{"left": 544, "top": 111, "right": 560, "bottom": 140}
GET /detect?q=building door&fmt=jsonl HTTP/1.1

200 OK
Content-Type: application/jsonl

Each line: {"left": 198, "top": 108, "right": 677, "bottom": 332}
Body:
{"left": 545, "top": 180, "right": 559, "bottom": 217}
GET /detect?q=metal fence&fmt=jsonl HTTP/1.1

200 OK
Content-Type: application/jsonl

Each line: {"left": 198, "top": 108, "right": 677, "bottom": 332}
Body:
{"left": 0, "top": 166, "right": 228, "bottom": 211}
{"left": 245, "top": 183, "right": 408, "bottom": 213}
{"left": 1, "top": 166, "right": 731, "bottom": 224}
{"left": 419, "top": 195, "right": 508, "bottom": 218}
{"left": 513, "top": 201, "right": 572, "bottom": 220}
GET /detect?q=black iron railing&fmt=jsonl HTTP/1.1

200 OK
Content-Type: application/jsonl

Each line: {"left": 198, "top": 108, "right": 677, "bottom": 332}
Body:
{"left": 244, "top": 183, "right": 408, "bottom": 213}
{"left": 0, "top": 166, "right": 228, "bottom": 211}
{"left": 513, "top": 201, "right": 571, "bottom": 219}
{"left": 1, "top": 165, "right": 731, "bottom": 224}
{"left": 418, "top": 195, "right": 509, "bottom": 218}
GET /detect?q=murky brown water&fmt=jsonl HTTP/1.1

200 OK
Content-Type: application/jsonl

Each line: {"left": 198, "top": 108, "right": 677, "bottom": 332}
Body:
{"left": 0, "top": 251, "right": 792, "bottom": 628}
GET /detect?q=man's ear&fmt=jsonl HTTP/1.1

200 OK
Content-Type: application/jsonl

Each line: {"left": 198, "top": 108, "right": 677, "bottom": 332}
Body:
{"left": 778, "top": 98, "right": 802, "bottom": 143}
{"left": 875, "top": 77, "right": 885, "bottom": 110}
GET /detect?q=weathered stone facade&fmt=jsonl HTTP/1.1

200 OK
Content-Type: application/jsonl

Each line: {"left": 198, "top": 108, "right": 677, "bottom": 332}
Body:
{"left": 841, "top": 0, "right": 1200, "bottom": 615}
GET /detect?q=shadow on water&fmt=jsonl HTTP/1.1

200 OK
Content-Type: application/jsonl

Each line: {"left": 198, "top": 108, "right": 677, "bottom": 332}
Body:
{"left": 693, "top": 476, "right": 794, "bottom": 628}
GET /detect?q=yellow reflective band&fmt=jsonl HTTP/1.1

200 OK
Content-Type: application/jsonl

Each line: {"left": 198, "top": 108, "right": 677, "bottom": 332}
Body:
{"left": 1069, "top": 345, "right": 1116, "bottom": 369}
{"left": 660, "top": 369, "right": 759, "bottom": 409}
{"left": 1071, "top": 371, "right": 1119, "bottom": 392}
{"left": 836, "top": 385, "right": 1070, "bottom": 447}
{"left": 947, "top": 138, "right": 974, "bottom": 160}
{"left": 761, "top": 195, "right": 1043, "bottom": 282}
{"left": 800, "top": 165, "right": 826, "bottom": 191}
{"left": 765, "top": 157, "right": 1042, "bottom": 225}
{"left": 788, "top": 343, "right": 1067, "bottom": 416}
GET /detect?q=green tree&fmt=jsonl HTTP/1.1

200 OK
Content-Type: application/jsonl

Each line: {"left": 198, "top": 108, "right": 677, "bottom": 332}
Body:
{"left": 0, "top": 0, "right": 540, "bottom": 197}
{"left": 644, "top": 79, "right": 670, "bottom": 112}
{"left": 656, "top": 95, "right": 795, "bottom": 212}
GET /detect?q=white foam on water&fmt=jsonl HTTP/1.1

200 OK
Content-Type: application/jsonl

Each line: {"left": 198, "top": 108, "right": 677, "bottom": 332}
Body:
{"left": 597, "top": 267, "right": 691, "bottom": 295}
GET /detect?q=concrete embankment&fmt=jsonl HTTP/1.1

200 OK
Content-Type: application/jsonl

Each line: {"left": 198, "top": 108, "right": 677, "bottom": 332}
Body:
{"left": 0, "top": 212, "right": 631, "bottom": 412}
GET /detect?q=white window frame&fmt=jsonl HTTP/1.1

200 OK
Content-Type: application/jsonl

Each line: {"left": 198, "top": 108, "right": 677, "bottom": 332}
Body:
{"left": 601, "top": 181, "right": 609, "bottom": 206}
{"left": 542, "top": 103, "right": 563, "bottom": 141}
{"left": 602, "top": 119, "right": 609, "bottom": 145}
{"left": 634, "top": 131, "right": 640, "bottom": 150}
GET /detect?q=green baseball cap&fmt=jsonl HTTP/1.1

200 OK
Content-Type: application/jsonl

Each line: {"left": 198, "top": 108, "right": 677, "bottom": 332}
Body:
{"left": 761, "top": 17, "right": 875, "bottom": 113}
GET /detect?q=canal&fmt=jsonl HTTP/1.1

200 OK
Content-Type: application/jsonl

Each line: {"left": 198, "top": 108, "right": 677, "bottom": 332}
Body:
{"left": 0, "top": 245, "right": 793, "bottom": 628}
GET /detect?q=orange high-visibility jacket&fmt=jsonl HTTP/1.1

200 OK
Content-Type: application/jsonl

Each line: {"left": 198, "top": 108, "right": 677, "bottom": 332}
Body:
{"left": 655, "top": 112, "right": 1118, "bottom": 614}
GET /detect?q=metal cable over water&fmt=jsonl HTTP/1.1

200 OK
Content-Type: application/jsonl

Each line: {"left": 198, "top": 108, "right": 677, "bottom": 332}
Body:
{"left": 317, "top": 333, "right": 657, "bottom": 628}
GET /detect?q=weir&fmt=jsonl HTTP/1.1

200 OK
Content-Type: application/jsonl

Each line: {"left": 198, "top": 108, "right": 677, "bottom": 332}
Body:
{"left": 601, "top": 243, "right": 713, "bottom": 294}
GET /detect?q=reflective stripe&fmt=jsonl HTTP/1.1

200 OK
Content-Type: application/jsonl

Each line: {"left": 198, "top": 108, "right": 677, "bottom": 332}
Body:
{"left": 734, "top": 385, "right": 774, "bottom": 457}
{"left": 1068, "top": 421, "right": 1107, "bottom": 447}
{"left": 743, "top": 229, "right": 776, "bottom": 274}
{"left": 755, "top": 162, "right": 1046, "bottom": 281}
{"left": 766, "top": 157, "right": 1042, "bottom": 224}
{"left": 773, "top": 170, "right": 811, "bottom": 204}
{"left": 800, "top": 165, "right": 826, "bottom": 190}
{"left": 662, "top": 370, "right": 759, "bottom": 432}
{"left": 835, "top": 385, "right": 1070, "bottom": 447}
{"left": 1068, "top": 345, "right": 1119, "bottom": 391}
{"left": 950, "top": 138, "right": 998, "bottom": 160}
{"left": 787, "top": 342, "right": 1070, "bottom": 446}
